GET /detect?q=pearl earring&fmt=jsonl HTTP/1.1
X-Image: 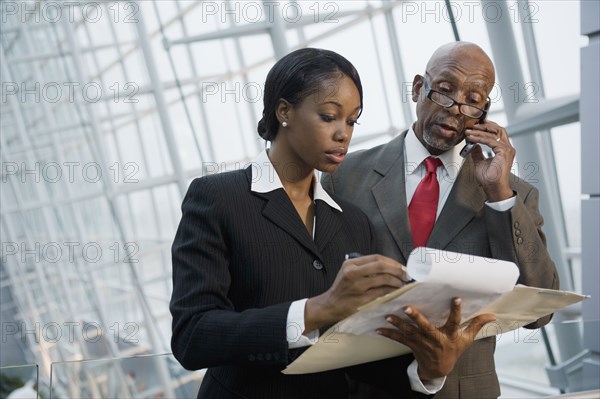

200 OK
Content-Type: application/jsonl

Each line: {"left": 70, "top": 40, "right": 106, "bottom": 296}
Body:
{"left": 282, "top": 121, "right": 288, "bottom": 127}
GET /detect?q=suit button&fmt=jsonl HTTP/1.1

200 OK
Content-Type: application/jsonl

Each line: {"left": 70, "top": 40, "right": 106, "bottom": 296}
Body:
{"left": 313, "top": 260, "right": 323, "bottom": 270}
{"left": 248, "top": 354, "right": 255, "bottom": 361}
{"left": 257, "top": 353, "right": 264, "bottom": 361}
{"left": 265, "top": 353, "right": 272, "bottom": 360}
{"left": 515, "top": 229, "right": 522, "bottom": 236}
{"left": 273, "top": 352, "right": 280, "bottom": 360}
{"left": 517, "top": 237, "right": 523, "bottom": 245}
{"left": 514, "top": 221, "right": 520, "bottom": 228}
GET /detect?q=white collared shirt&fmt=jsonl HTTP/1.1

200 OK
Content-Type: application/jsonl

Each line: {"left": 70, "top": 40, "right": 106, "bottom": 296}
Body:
{"left": 250, "top": 149, "right": 342, "bottom": 212}
{"left": 405, "top": 126, "right": 516, "bottom": 213}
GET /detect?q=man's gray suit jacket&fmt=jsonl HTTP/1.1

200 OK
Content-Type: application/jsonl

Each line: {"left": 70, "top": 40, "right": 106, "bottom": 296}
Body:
{"left": 323, "top": 131, "right": 559, "bottom": 399}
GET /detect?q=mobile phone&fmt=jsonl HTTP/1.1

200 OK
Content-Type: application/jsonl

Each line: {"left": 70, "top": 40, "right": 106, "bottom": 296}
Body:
{"left": 460, "top": 100, "right": 491, "bottom": 158}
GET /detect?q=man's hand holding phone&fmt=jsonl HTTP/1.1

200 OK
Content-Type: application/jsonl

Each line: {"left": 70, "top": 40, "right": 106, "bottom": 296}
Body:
{"left": 460, "top": 101, "right": 490, "bottom": 158}
{"left": 464, "top": 119, "right": 516, "bottom": 202}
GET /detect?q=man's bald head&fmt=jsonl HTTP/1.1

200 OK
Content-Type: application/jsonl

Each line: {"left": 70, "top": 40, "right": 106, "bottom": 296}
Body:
{"left": 426, "top": 42, "right": 495, "bottom": 87}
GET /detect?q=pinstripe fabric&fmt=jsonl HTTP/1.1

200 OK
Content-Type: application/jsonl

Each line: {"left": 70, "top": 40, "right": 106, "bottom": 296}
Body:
{"left": 324, "top": 131, "right": 559, "bottom": 399}
{"left": 170, "top": 167, "right": 426, "bottom": 399}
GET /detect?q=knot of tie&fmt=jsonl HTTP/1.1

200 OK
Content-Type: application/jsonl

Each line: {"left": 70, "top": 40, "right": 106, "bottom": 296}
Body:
{"left": 424, "top": 156, "right": 442, "bottom": 174}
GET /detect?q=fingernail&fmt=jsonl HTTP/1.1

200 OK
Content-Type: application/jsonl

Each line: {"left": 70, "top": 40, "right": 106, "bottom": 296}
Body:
{"left": 404, "top": 307, "right": 412, "bottom": 315}
{"left": 454, "top": 298, "right": 462, "bottom": 305}
{"left": 376, "top": 329, "right": 383, "bottom": 335}
{"left": 386, "top": 316, "right": 393, "bottom": 323}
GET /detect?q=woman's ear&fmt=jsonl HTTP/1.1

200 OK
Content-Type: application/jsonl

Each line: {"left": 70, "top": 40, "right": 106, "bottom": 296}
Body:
{"left": 275, "top": 99, "right": 291, "bottom": 125}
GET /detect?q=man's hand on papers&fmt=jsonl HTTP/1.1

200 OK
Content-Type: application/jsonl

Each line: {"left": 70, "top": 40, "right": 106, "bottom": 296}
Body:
{"left": 376, "top": 297, "right": 497, "bottom": 380}
{"left": 304, "top": 255, "right": 409, "bottom": 333}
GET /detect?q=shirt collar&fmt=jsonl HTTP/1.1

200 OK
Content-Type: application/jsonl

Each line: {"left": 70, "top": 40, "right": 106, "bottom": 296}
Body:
{"left": 250, "top": 150, "right": 343, "bottom": 212}
{"left": 406, "top": 125, "right": 464, "bottom": 180}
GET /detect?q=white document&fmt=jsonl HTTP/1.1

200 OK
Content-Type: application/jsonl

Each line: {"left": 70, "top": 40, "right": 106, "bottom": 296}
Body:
{"left": 282, "top": 248, "right": 587, "bottom": 375}
{"left": 336, "top": 247, "right": 519, "bottom": 338}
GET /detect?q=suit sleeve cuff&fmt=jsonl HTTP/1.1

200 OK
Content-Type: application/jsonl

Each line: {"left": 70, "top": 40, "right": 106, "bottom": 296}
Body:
{"left": 485, "top": 194, "right": 516, "bottom": 212}
{"left": 286, "top": 298, "right": 319, "bottom": 349}
{"left": 407, "top": 359, "right": 446, "bottom": 394}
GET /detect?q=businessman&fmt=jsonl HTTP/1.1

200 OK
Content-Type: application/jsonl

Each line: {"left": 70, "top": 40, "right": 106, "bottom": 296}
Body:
{"left": 324, "top": 42, "right": 559, "bottom": 398}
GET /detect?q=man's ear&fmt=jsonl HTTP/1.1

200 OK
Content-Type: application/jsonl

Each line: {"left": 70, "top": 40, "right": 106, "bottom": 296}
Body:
{"left": 275, "top": 99, "right": 291, "bottom": 124}
{"left": 412, "top": 75, "right": 423, "bottom": 103}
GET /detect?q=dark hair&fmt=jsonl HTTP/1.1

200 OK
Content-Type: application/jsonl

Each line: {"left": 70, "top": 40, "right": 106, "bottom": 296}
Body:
{"left": 257, "top": 48, "right": 363, "bottom": 141}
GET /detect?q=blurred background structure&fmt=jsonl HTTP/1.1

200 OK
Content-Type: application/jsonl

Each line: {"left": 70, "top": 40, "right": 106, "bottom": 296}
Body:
{"left": 1, "top": 0, "right": 598, "bottom": 397}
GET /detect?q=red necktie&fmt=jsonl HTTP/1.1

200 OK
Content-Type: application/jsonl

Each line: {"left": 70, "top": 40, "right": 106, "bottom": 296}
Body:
{"left": 409, "top": 157, "right": 442, "bottom": 248}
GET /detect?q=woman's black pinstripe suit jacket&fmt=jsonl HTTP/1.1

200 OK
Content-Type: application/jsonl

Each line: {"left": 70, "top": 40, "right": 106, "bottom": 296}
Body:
{"left": 170, "top": 166, "right": 425, "bottom": 399}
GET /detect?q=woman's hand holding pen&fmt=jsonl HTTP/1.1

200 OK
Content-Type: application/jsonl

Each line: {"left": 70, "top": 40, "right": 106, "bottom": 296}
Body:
{"left": 303, "top": 254, "right": 410, "bottom": 333}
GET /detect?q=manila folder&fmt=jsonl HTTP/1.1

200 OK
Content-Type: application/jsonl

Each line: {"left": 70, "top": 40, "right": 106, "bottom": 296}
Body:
{"left": 283, "top": 248, "right": 587, "bottom": 374}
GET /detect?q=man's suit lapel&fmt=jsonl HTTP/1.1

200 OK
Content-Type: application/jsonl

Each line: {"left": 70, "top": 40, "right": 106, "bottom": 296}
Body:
{"left": 428, "top": 154, "right": 485, "bottom": 248}
{"left": 371, "top": 132, "right": 413, "bottom": 261}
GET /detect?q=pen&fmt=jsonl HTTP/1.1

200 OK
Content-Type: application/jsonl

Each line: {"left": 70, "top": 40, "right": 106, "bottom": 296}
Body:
{"left": 345, "top": 252, "right": 363, "bottom": 260}
{"left": 403, "top": 275, "right": 416, "bottom": 284}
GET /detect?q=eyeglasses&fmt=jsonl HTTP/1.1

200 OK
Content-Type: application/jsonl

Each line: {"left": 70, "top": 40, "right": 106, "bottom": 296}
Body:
{"left": 422, "top": 77, "right": 488, "bottom": 120}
